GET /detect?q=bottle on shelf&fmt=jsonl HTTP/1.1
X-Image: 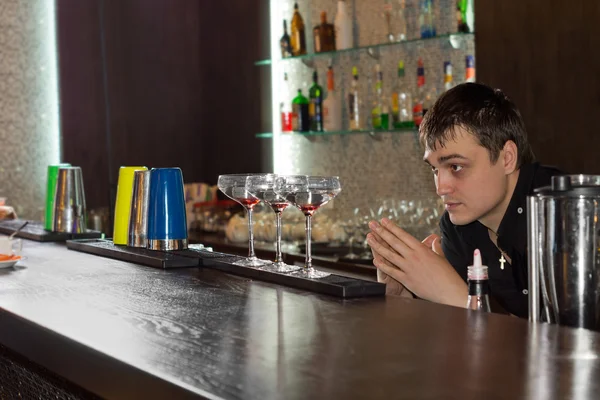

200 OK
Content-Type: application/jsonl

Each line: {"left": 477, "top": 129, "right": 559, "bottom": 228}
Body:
{"left": 423, "top": 79, "right": 437, "bottom": 117}
{"left": 334, "top": 0, "right": 353, "bottom": 50}
{"left": 371, "top": 64, "right": 389, "bottom": 129}
{"left": 348, "top": 66, "right": 362, "bottom": 130}
{"left": 391, "top": 61, "right": 413, "bottom": 129}
{"left": 384, "top": 0, "right": 395, "bottom": 43}
{"left": 290, "top": 2, "right": 307, "bottom": 56}
{"left": 465, "top": 55, "right": 476, "bottom": 82}
{"left": 466, "top": 249, "right": 492, "bottom": 312}
{"left": 323, "top": 66, "right": 342, "bottom": 132}
{"left": 419, "top": 0, "right": 436, "bottom": 39}
{"left": 444, "top": 61, "right": 454, "bottom": 92}
{"left": 397, "top": 0, "right": 407, "bottom": 42}
{"left": 281, "top": 73, "right": 293, "bottom": 132}
{"left": 292, "top": 89, "right": 310, "bottom": 132}
{"left": 313, "top": 11, "right": 336, "bottom": 53}
{"left": 457, "top": 0, "right": 475, "bottom": 33}
{"left": 413, "top": 58, "right": 426, "bottom": 127}
{"left": 280, "top": 20, "right": 293, "bottom": 58}
{"left": 309, "top": 70, "right": 324, "bottom": 132}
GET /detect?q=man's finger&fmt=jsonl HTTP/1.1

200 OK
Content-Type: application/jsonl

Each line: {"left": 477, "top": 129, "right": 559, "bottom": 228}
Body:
{"left": 367, "top": 233, "right": 407, "bottom": 268}
{"left": 369, "top": 230, "right": 393, "bottom": 251}
{"left": 421, "top": 233, "right": 440, "bottom": 248}
{"left": 373, "top": 255, "right": 407, "bottom": 283}
{"left": 369, "top": 220, "right": 412, "bottom": 256}
{"left": 380, "top": 218, "right": 423, "bottom": 249}
{"left": 432, "top": 236, "right": 444, "bottom": 257}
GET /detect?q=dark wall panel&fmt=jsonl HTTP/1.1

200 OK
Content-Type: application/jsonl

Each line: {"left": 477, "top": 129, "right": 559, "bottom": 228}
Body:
{"left": 57, "top": 0, "right": 108, "bottom": 210}
{"left": 58, "top": 0, "right": 269, "bottom": 212}
{"left": 476, "top": 0, "right": 600, "bottom": 173}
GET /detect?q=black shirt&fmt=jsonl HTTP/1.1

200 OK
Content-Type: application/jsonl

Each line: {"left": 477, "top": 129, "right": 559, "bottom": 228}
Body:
{"left": 440, "top": 162, "right": 561, "bottom": 318}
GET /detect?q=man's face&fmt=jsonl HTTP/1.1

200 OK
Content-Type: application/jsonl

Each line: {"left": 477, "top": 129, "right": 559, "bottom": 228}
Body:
{"left": 423, "top": 128, "right": 508, "bottom": 226}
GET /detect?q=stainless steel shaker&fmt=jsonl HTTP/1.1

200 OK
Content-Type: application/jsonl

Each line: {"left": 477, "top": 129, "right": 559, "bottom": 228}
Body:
{"left": 52, "top": 166, "right": 87, "bottom": 233}
{"left": 128, "top": 170, "right": 150, "bottom": 247}
{"left": 528, "top": 175, "right": 600, "bottom": 330}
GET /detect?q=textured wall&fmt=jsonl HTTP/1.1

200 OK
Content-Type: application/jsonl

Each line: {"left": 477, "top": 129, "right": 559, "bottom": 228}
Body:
{"left": 0, "top": 1, "right": 60, "bottom": 219}
{"left": 270, "top": 0, "right": 474, "bottom": 221}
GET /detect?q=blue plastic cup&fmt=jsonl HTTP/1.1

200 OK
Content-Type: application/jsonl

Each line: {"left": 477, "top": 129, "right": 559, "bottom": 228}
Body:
{"left": 146, "top": 167, "right": 188, "bottom": 250}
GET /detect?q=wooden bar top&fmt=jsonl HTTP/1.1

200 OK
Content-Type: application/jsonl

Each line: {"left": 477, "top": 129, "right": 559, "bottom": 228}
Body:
{"left": 0, "top": 239, "right": 599, "bottom": 399}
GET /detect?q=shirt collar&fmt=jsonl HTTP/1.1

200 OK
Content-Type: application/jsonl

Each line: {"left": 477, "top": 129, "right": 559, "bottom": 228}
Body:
{"left": 496, "top": 162, "right": 539, "bottom": 255}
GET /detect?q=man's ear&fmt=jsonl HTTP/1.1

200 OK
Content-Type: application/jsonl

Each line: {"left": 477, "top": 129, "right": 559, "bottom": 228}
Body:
{"left": 502, "top": 140, "right": 518, "bottom": 174}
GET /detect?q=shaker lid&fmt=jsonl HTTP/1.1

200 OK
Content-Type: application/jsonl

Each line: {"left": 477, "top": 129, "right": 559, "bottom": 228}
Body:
{"left": 534, "top": 174, "right": 600, "bottom": 196}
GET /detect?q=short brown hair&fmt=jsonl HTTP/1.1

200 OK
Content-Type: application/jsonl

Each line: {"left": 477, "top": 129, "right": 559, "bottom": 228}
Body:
{"left": 419, "top": 82, "right": 535, "bottom": 167}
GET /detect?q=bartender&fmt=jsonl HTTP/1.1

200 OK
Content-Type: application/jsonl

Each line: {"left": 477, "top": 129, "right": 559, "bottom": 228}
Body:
{"left": 367, "top": 82, "right": 560, "bottom": 317}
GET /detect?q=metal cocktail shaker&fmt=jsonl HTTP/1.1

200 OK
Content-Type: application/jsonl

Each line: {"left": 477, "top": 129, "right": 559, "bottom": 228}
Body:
{"left": 528, "top": 175, "right": 600, "bottom": 330}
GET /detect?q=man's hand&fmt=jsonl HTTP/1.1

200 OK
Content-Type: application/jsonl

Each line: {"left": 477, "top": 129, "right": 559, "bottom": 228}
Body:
{"left": 370, "top": 229, "right": 412, "bottom": 297}
{"left": 367, "top": 218, "right": 467, "bottom": 308}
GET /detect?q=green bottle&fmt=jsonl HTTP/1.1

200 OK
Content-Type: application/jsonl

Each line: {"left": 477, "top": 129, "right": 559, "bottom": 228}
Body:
{"left": 309, "top": 70, "right": 324, "bottom": 131}
{"left": 292, "top": 89, "right": 310, "bottom": 132}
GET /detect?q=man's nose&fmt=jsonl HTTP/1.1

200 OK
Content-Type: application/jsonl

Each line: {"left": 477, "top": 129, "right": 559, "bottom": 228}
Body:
{"left": 436, "top": 171, "right": 454, "bottom": 197}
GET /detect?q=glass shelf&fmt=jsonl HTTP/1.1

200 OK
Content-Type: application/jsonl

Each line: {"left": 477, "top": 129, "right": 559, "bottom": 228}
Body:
{"left": 255, "top": 32, "right": 474, "bottom": 66}
{"left": 255, "top": 127, "right": 417, "bottom": 139}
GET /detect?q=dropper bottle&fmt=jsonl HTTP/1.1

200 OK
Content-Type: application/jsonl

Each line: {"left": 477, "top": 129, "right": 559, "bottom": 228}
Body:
{"left": 466, "top": 249, "right": 491, "bottom": 312}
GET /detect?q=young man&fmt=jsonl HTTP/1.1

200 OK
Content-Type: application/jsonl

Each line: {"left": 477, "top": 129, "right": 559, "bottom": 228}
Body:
{"left": 367, "top": 82, "right": 560, "bottom": 317}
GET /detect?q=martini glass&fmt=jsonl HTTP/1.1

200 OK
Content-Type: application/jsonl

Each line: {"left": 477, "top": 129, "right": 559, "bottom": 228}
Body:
{"left": 246, "top": 174, "right": 300, "bottom": 273}
{"left": 275, "top": 175, "right": 342, "bottom": 279}
{"left": 217, "top": 174, "right": 269, "bottom": 267}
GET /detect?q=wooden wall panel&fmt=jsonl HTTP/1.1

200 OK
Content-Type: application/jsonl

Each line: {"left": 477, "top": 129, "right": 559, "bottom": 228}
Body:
{"left": 476, "top": 0, "right": 600, "bottom": 173}
{"left": 58, "top": 0, "right": 269, "bottom": 212}
{"left": 57, "top": 0, "right": 108, "bottom": 210}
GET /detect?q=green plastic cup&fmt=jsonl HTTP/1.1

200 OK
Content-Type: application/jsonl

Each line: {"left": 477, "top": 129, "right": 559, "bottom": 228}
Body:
{"left": 45, "top": 163, "right": 71, "bottom": 230}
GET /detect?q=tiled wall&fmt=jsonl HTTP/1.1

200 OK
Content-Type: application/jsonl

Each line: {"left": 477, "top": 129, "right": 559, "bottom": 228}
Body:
{"left": 0, "top": 1, "right": 60, "bottom": 219}
{"left": 271, "top": 0, "right": 475, "bottom": 226}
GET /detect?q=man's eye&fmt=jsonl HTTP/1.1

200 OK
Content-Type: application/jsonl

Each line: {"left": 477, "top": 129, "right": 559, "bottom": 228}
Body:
{"left": 431, "top": 166, "right": 438, "bottom": 175}
{"left": 451, "top": 165, "right": 463, "bottom": 172}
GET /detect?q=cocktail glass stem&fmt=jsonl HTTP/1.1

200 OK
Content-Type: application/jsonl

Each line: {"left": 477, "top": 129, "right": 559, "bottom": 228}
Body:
{"left": 275, "top": 211, "right": 283, "bottom": 263}
{"left": 247, "top": 208, "right": 256, "bottom": 259}
{"left": 305, "top": 214, "right": 312, "bottom": 270}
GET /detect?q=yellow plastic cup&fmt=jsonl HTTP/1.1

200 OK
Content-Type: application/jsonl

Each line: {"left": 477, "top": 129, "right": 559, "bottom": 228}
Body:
{"left": 113, "top": 166, "right": 148, "bottom": 245}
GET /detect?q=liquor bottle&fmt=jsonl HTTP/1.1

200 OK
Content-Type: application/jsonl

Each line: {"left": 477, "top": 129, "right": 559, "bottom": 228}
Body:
{"left": 391, "top": 61, "right": 413, "bottom": 129}
{"left": 323, "top": 66, "right": 342, "bottom": 132}
{"left": 280, "top": 20, "right": 293, "bottom": 58}
{"left": 292, "top": 89, "right": 310, "bottom": 132}
{"left": 397, "top": 0, "right": 407, "bottom": 42}
{"left": 309, "top": 70, "right": 324, "bottom": 132}
{"left": 413, "top": 59, "right": 426, "bottom": 127}
{"left": 444, "top": 61, "right": 453, "bottom": 92}
{"left": 313, "top": 11, "right": 336, "bottom": 53}
{"left": 457, "top": 0, "right": 475, "bottom": 33}
{"left": 334, "top": 0, "right": 353, "bottom": 50}
{"left": 419, "top": 0, "right": 436, "bottom": 39}
{"left": 290, "top": 2, "right": 307, "bottom": 56}
{"left": 348, "top": 66, "right": 362, "bottom": 130}
{"left": 280, "top": 73, "right": 293, "bottom": 132}
{"left": 384, "top": 0, "right": 395, "bottom": 42}
{"left": 466, "top": 249, "right": 492, "bottom": 312}
{"left": 371, "top": 65, "right": 388, "bottom": 129}
{"left": 465, "top": 55, "right": 476, "bottom": 82}
{"left": 423, "top": 81, "right": 437, "bottom": 117}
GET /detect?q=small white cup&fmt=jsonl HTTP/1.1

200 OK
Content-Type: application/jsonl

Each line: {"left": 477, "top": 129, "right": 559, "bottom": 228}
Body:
{"left": 0, "top": 238, "right": 22, "bottom": 256}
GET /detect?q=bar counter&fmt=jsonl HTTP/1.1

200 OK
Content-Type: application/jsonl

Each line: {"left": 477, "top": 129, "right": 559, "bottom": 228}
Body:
{"left": 1, "top": 239, "right": 600, "bottom": 399}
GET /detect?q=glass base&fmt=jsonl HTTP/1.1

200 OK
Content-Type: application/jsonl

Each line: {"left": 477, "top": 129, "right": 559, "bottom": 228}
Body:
{"left": 266, "top": 261, "right": 301, "bottom": 273}
{"left": 232, "top": 256, "right": 270, "bottom": 268}
{"left": 343, "top": 252, "right": 360, "bottom": 260}
{"left": 294, "top": 267, "right": 330, "bottom": 279}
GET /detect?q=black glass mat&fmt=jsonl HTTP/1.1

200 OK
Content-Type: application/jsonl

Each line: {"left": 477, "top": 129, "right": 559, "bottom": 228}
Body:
{"left": 66, "top": 239, "right": 199, "bottom": 269}
{"left": 66, "top": 240, "right": 384, "bottom": 298}
{"left": 0, "top": 220, "right": 102, "bottom": 242}
{"left": 173, "top": 248, "right": 385, "bottom": 299}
